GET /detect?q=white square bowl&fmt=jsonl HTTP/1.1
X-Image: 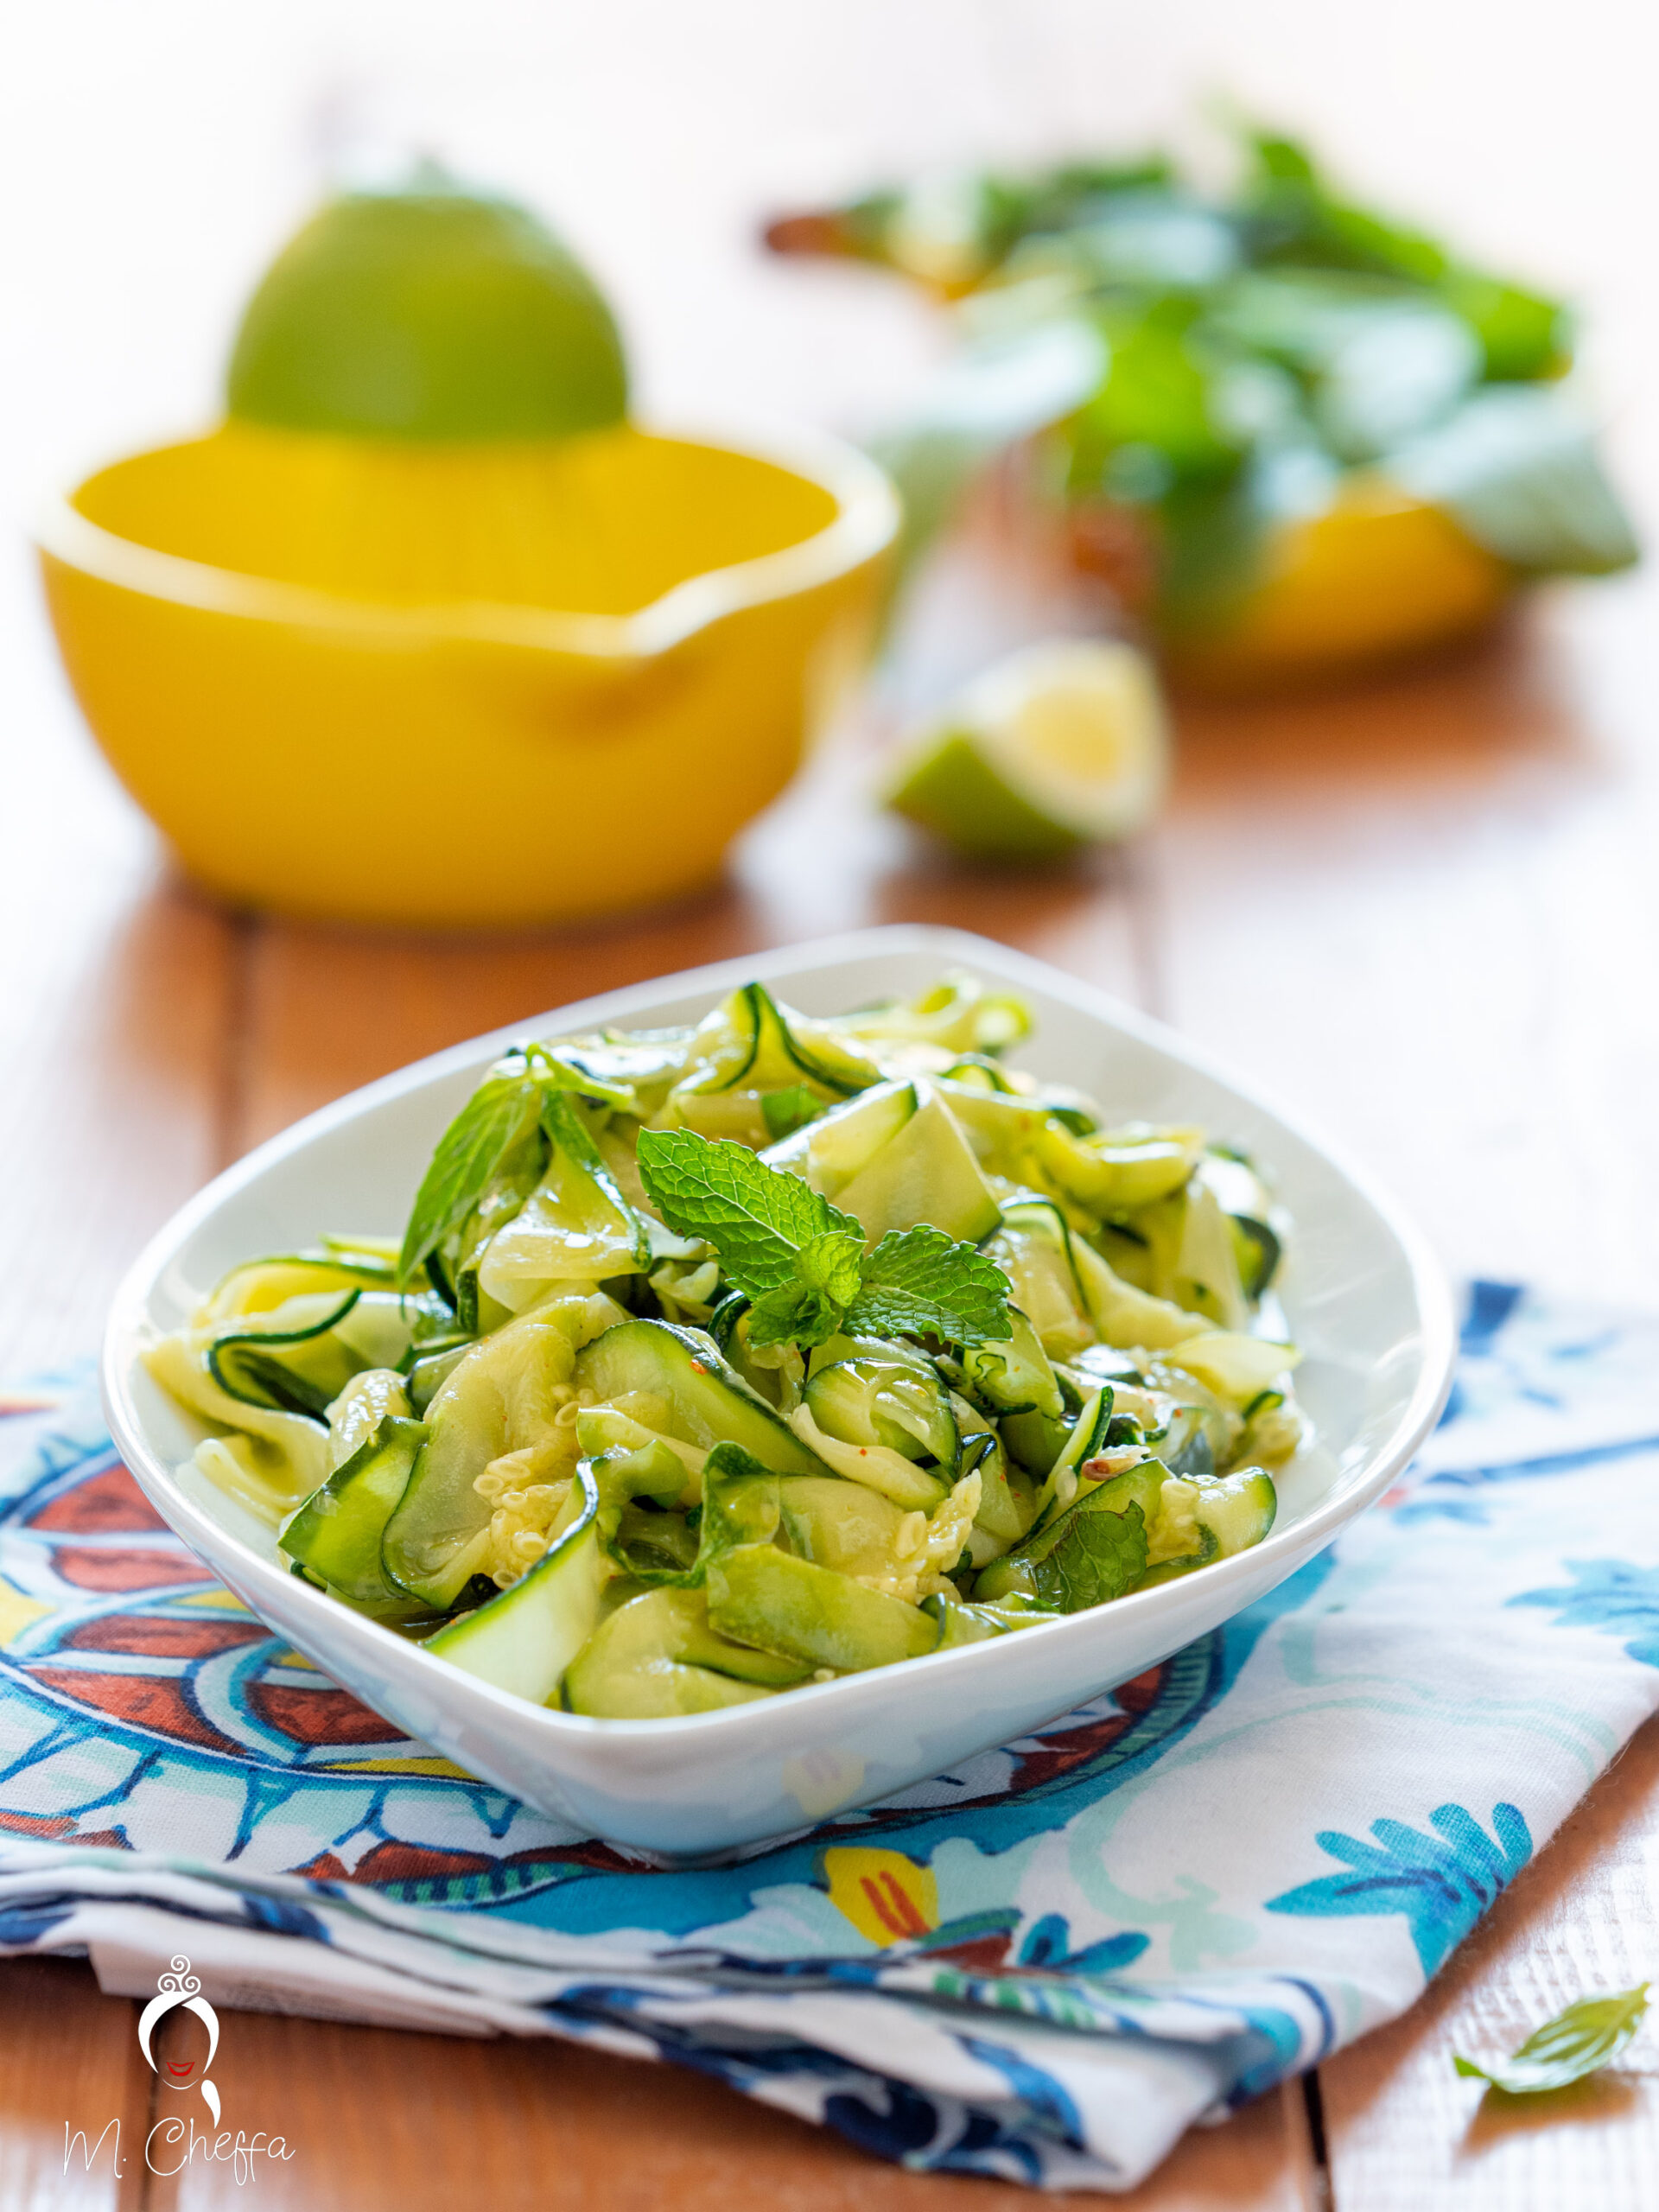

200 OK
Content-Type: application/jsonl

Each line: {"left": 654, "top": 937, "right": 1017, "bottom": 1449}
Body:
{"left": 103, "top": 925, "right": 1456, "bottom": 1858}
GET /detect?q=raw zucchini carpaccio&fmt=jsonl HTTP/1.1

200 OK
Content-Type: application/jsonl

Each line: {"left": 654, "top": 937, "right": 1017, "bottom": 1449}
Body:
{"left": 148, "top": 973, "right": 1301, "bottom": 1715}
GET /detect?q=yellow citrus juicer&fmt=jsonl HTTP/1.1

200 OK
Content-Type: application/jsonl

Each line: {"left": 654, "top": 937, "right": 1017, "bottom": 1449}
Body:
{"left": 38, "top": 175, "right": 898, "bottom": 928}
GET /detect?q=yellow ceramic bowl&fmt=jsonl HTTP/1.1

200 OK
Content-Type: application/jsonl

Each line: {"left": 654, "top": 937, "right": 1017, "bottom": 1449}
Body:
{"left": 1160, "top": 475, "right": 1511, "bottom": 695}
{"left": 39, "top": 423, "right": 897, "bottom": 927}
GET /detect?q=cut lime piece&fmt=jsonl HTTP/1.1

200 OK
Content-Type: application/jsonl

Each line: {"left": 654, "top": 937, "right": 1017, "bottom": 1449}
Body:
{"left": 884, "top": 639, "right": 1169, "bottom": 860}
{"left": 226, "top": 174, "right": 627, "bottom": 442}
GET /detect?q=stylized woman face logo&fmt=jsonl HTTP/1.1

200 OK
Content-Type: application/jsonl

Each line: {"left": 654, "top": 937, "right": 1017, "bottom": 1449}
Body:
{"left": 164, "top": 2037, "right": 201, "bottom": 2086}
{"left": 137, "top": 1957, "right": 221, "bottom": 2126}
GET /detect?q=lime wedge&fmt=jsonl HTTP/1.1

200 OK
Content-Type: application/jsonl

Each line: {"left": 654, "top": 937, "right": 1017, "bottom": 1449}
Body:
{"left": 883, "top": 639, "right": 1169, "bottom": 860}
{"left": 226, "top": 174, "right": 627, "bottom": 441}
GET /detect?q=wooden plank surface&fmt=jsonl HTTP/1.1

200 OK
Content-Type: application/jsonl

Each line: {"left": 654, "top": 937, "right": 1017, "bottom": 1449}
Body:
{"left": 0, "top": 742, "right": 238, "bottom": 1375}
{"left": 0, "top": 1959, "right": 149, "bottom": 2212}
{"left": 1320, "top": 1713, "right": 1659, "bottom": 2210}
{"left": 1157, "top": 588, "right": 1659, "bottom": 1307}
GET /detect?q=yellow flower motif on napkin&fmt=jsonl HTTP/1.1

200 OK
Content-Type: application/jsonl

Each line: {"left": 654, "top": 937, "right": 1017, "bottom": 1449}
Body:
{"left": 0, "top": 1574, "right": 50, "bottom": 1649}
{"left": 0, "top": 1389, "right": 61, "bottom": 1416}
{"left": 822, "top": 1847, "right": 939, "bottom": 1945}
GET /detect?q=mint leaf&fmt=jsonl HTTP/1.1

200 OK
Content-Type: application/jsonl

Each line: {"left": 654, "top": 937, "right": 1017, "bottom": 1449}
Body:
{"left": 1033, "top": 1502, "right": 1147, "bottom": 1612}
{"left": 798, "top": 1230, "right": 865, "bottom": 1306}
{"left": 541, "top": 1090, "right": 651, "bottom": 1268}
{"left": 742, "top": 1229, "right": 861, "bottom": 1346}
{"left": 635, "top": 1128, "right": 858, "bottom": 1294}
{"left": 746, "top": 1281, "right": 844, "bottom": 1351}
{"left": 398, "top": 1041, "right": 644, "bottom": 1291}
{"left": 397, "top": 1066, "right": 544, "bottom": 1289}
{"left": 1392, "top": 385, "right": 1639, "bottom": 576}
{"left": 1015, "top": 1485, "right": 1148, "bottom": 1612}
{"left": 869, "top": 321, "right": 1108, "bottom": 598}
{"left": 1454, "top": 1986, "right": 1649, "bottom": 2096}
{"left": 844, "top": 1225, "right": 1012, "bottom": 1347}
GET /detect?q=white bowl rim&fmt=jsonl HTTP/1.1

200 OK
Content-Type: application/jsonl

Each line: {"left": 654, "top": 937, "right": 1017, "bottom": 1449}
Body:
{"left": 101, "top": 923, "right": 1459, "bottom": 1749}
{"left": 35, "top": 419, "right": 899, "bottom": 664}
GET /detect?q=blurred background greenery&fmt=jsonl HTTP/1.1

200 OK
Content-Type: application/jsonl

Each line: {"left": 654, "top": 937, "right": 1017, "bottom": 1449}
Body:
{"left": 10, "top": 1, "right": 1652, "bottom": 474}
{"left": 785, "top": 126, "right": 1635, "bottom": 692}
{"left": 8, "top": 0, "right": 1653, "bottom": 912}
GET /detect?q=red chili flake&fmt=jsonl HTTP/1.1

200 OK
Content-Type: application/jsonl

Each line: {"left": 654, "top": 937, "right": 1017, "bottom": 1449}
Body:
{"left": 690, "top": 1361, "right": 707, "bottom": 1374}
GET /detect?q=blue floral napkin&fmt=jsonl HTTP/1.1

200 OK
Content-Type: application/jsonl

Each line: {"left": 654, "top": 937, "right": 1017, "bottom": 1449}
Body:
{"left": 3, "top": 1284, "right": 1657, "bottom": 2191}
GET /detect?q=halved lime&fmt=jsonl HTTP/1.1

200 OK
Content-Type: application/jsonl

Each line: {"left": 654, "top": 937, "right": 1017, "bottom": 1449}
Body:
{"left": 226, "top": 173, "right": 627, "bottom": 442}
{"left": 883, "top": 639, "right": 1169, "bottom": 860}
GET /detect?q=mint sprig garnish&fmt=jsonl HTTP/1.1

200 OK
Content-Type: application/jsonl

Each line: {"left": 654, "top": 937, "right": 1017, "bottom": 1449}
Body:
{"left": 1454, "top": 1985, "right": 1649, "bottom": 2096}
{"left": 635, "top": 1127, "right": 1011, "bottom": 1351}
{"left": 845, "top": 1224, "right": 1012, "bottom": 1345}
{"left": 745, "top": 1231, "right": 866, "bottom": 1350}
{"left": 398, "top": 1045, "right": 639, "bottom": 1290}
{"left": 633, "top": 1128, "right": 859, "bottom": 1291}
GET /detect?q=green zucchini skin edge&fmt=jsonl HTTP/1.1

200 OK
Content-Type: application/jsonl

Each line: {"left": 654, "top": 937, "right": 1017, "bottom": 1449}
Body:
{"left": 708, "top": 1545, "right": 938, "bottom": 1674}
{"left": 564, "top": 1586, "right": 809, "bottom": 1717}
{"left": 1135, "top": 1469, "right": 1277, "bottom": 1586}
{"left": 206, "top": 1288, "right": 363, "bottom": 1421}
{"left": 725, "top": 984, "right": 871, "bottom": 1099}
{"left": 576, "top": 1319, "right": 827, "bottom": 1473}
{"left": 423, "top": 1461, "right": 607, "bottom": 1704}
{"left": 279, "top": 1412, "right": 429, "bottom": 1605}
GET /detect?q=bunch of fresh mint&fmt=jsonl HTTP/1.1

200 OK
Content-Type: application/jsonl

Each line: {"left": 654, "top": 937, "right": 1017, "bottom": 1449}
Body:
{"left": 636, "top": 1127, "right": 1011, "bottom": 1351}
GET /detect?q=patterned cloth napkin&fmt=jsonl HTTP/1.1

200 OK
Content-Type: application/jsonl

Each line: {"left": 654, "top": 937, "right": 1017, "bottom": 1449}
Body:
{"left": 3, "top": 1284, "right": 1658, "bottom": 2192}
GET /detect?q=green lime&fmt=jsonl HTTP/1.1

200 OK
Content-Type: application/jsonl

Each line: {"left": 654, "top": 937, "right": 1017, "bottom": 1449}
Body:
{"left": 226, "top": 173, "right": 628, "bottom": 441}
{"left": 883, "top": 639, "right": 1169, "bottom": 860}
